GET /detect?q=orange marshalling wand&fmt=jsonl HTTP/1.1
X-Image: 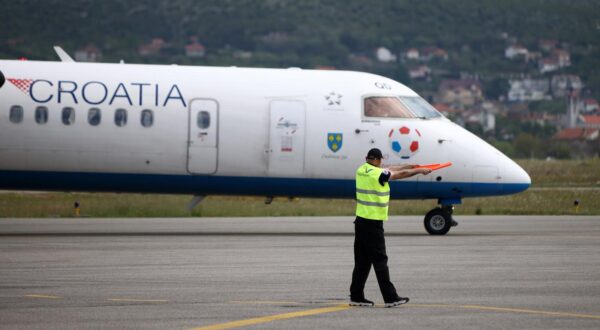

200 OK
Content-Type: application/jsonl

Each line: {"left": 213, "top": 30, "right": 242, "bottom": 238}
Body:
{"left": 415, "top": 162, "right": 453, "bottom": 171}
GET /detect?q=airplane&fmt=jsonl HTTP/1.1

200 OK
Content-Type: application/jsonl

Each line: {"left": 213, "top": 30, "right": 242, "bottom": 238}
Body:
{"left": 0, "top": 47, "right": 531, "bottom": 235}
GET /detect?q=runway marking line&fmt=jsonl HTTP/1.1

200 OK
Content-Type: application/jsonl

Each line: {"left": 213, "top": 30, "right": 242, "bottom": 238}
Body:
{"left": 23, "top": 295, "right": 168, "bottom": 303}
{"left": 230, "top": 300, "right": 341, "bottom": 306}
{"left": 221, "top": 300, "right": 600, "bottom": 328}
{"left": 405, "top": 303, "right": 600, "bottom": 320}
{"left": 107, "top": 298, "right": 169, "bottom": 303}
{"left": 23, "top": 294, "right": 62, "bottom": 299}
{"left": 189, "top": 304, "right": 352, "bottom": 330}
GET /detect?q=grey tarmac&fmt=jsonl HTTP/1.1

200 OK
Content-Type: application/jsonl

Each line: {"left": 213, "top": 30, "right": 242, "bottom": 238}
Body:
{"left": 1, "top": 216, "right": 599, "bottom": 329}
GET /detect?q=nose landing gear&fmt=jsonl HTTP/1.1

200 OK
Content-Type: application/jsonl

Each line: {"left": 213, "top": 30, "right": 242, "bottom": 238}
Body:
{"left": 424, "top": 205, "right": 458, "bottom": 235}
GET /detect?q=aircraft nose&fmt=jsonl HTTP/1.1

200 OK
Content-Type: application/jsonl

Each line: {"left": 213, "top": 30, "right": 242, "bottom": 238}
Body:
{"left": 503, "top": 158, "right": 531, "bottom": 194}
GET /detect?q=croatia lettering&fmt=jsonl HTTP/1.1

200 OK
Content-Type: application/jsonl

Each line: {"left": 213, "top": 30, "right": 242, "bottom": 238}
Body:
{"left": 8, "top": 78, "right": 186, "bottom": 108}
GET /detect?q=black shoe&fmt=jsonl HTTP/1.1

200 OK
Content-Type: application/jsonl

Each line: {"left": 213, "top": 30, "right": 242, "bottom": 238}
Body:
{"left": 349, "top": 297, "right": 375, "bottom": 307}
{"left": 451, "top": 220, "right": 459, "bottom": 227}
{"left": 384, "top": 296, "right": 409, "bottom": 308}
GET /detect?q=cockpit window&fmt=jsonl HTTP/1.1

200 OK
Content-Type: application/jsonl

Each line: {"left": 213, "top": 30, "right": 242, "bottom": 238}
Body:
{"left": 364, "top": 96, "right": 443, "bottom": 119}
{"left": 364, "top": 97, "right": 414, "bottom": 118}
{"left": 399, "top": 97, "right": 442, "bottom": 118}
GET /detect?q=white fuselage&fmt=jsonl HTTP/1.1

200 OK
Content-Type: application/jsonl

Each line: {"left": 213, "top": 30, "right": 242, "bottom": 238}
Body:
{"left": 0, "top": 60, "right": 530, "bottom": 201}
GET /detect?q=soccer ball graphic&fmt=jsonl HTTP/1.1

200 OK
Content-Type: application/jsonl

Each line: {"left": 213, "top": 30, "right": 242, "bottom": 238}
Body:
{"left": 388, "top": 126, "right": 421, "bottom": 159}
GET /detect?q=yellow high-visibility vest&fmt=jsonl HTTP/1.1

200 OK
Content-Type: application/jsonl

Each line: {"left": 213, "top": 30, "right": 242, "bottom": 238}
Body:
{"left": 355, "top": 162, "right": 390, "bottom": 221}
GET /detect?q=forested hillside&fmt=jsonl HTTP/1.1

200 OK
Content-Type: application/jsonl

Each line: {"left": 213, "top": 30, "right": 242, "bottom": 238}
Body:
{"left": 1, "top": 0, "right": 597, "bottom": 68}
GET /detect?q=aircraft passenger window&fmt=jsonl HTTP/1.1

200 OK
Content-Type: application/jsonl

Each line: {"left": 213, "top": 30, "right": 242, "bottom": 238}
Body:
{"left": 35, "top": 106, "right": 48, "bottom": 124}
{"left": 364, "top": 97, "right": 415, "bottom": 118}
{"left": 115, "top": 108, "right": 127, "bottom": 127}
{"left": 62, "top": 107, "right": 75, "bottom": 125}
{"left": 9, "top": 105, "right": 24, "bottom": 124}
{"left": 88, "top": 108, "right": 101, "bottom": 126}
{"left": 197, "top": 111, "right": 210, "bottom": 129}
{"left": 398, "top": 97, "right": 442, "bottom": 119}
{"left": 141, "top": 109, "right": 153, "bottom": 127}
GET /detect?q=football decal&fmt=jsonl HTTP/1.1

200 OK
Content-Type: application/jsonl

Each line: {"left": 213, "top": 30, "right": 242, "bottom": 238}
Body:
{"left": 388, "top": 126, "right": 421, "bottom": 159}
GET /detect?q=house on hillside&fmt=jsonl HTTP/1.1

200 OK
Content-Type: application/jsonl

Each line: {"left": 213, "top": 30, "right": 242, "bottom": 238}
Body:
{"left": 404, "top": 48, "right": 420, "bottom": 60}
{"left": 583, "top": 98, "right": 599, "bottom": 113}
{"left": 505, "top": 44, "right": 528, "bottom": 59}
{"left": 517, "top": 112, "right": 559, "bottom": 126}
{"left": 552, "top": 49, "right": 571, "bottom": 67}
{"left": 421, "top": 47, "right": 448, "bottom": 61}
{"left": 539, "top": 58, "right": 560, "bottom": 73}
{"left": 185, "top": 41, "right": 205, "bottom": 58}
{"left": 461, "top": 105, "right": 496, "bottom": 133}
{"left": 539, "top": 49, "right": 570, "bottom": 73}
{"left": 507, "top": 78, "right": 550, "bottom": 102}
{"left": 526, "top": 51, "right": 542, "bottom": 63}
{"left": 580, "top": 115, "right": 600, "bottom": 129}
{"left": 139, "top": 38, "right": 167, "bottom": 56}
{"left": 554, "top": 113, "right": 600, "bottom": 157}
{"left": 375, "top": 47, "right": 396, "bottom": 63}
{"left": 551, "top": 74, "right": 583, "bottom": 98}
{"left": 408, "top": 65, "right": 431, "bottom": 79}
{"left": 438, "top": 79, "right": 483, "bottom": 107}
{"left": 74, "top": 44, "right": 102, "bottom": 62}
{"left": 553, "top": 127, "right": 599, "bottom": 142}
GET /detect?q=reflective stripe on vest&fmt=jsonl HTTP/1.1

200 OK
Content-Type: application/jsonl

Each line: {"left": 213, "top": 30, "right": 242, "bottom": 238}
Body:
{"left": 355, "top": 162, "right": 390, "bottom": 221}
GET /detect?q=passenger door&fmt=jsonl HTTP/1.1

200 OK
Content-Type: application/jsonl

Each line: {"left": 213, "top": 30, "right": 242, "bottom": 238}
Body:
{"left": 187, "top": 99, "right": 218, "bottom": 174}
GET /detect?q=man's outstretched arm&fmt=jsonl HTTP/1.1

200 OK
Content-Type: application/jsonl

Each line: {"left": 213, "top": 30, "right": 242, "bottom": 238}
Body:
{"left": 388, "top": 167, "right": 432, "bottom": 180}
{"left": 383, "top": 163, "right": 417, "bottom": 171}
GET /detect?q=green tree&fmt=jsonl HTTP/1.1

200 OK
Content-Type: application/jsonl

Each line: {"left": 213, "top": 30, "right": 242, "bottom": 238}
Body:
{"left": 543, "top": 141, "right": 572, "bottom": 159}
{"left": 484, "top": 78, "right": 510, "bottom": 100}
{"left": 514, "top": 133, "right": 542, "bottom": 158}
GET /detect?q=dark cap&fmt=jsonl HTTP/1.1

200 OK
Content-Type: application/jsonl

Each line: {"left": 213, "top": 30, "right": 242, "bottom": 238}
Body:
{"left": 366, "top": 148, "right": 383, "bottom": 160}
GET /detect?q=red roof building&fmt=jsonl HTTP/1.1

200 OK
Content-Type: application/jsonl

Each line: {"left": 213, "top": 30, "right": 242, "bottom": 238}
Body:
{"left": 185, "top": 42, "right": 205, "bottom": 58}
{"left": 539, "top": 57, "right": 559, "bottom": 73}
{"left": 554, "top": 127, "right": 599, "bottom": 141}
{"left": 405, "top": 48, "right": 420, "bottom": 60}
{"left": 421, "top": 47, "right": 448, "bottom": 61}
{"left": 138, "top": 38, "right": 166, "bottom": 56}
{"left": 581, "top": 115, "right": 600, "bottom": 128}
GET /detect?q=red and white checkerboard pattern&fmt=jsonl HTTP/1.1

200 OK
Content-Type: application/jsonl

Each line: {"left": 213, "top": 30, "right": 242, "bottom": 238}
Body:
{"left": 8, "top": 78, "right": 33, "bottom": 94}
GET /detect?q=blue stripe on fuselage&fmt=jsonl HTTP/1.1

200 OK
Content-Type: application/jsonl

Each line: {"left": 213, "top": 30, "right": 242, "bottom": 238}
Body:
{"left": 0, "top": 170, "right": 529, "bottom": 199}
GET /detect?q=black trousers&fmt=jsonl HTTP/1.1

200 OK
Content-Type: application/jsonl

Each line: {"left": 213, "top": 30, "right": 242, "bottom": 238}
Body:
{"left": 350, "top": 216, "right": 399, "bottom": 302}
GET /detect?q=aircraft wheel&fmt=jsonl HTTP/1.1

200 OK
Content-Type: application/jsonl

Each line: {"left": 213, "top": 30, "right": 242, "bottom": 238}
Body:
{"left": 424, "top": 208, "right": 452, "bottom": 235}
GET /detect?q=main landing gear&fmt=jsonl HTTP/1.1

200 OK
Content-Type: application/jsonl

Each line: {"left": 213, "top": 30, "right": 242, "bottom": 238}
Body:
{"left": 424, "top": 205, "right": 459, "bottom": 235}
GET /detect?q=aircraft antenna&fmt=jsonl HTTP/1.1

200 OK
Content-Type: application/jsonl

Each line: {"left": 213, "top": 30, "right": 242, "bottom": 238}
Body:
{"left": 53, "top": 46, "right": 75, "bottom": 62}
